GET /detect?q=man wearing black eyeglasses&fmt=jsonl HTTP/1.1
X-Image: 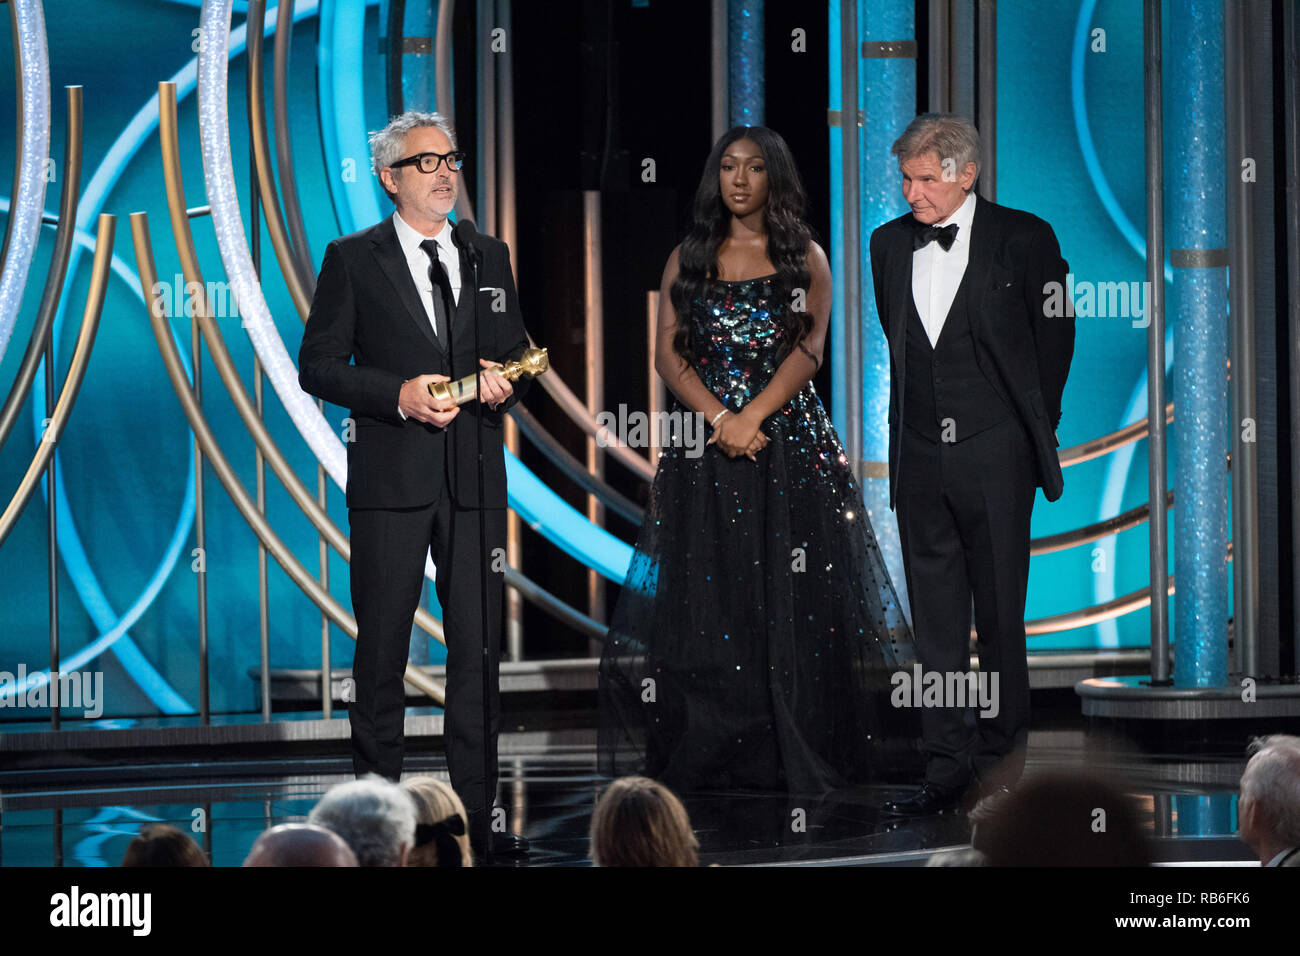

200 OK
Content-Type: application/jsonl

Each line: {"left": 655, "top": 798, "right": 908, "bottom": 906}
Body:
{"left": 298, "top": 111, "right": 530, "bottom": 858}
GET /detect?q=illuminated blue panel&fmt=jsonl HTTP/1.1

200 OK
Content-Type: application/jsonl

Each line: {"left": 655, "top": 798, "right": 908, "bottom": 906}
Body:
{"left": 318, "top": 0, "right": 385, "bottom": 234}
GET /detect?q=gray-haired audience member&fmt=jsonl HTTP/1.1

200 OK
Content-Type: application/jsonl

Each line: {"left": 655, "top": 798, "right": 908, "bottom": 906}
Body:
{"left": 925, "top": 847, "right": 985, "bottom": 867}
{"left": 243, "top": 823, "right": 359, "bottom": 867}
{"left": 307, "top": 775, "right": 417, "bottom": 867}
{"left": 1238, "top": 734, "right": 1300, "bottom": 867}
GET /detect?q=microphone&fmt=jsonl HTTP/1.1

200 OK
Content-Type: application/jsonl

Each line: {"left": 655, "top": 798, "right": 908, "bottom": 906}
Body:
{"left": 454, "top": 218, "right": 482, "bottom": 269}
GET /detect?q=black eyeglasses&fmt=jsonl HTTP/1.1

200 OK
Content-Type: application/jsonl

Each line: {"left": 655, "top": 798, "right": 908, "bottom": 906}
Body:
{"left": 389, "top": 150, "right": 467, "bottom": 174}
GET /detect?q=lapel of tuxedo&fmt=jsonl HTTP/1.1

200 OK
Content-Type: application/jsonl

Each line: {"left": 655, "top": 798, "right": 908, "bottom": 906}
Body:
{"left": 963, "top": 197, "right": 996, "bottom": 339}
{"left": 368, "top": 216, "right": 446, "bottom": 355}
{"left": 889, "top": 222, "right": 912, "bottom": 371}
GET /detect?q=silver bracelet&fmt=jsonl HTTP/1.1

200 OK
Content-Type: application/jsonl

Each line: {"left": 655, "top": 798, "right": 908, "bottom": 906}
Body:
{"left": 710, "top": 408, "right": 729, "bottom": 428}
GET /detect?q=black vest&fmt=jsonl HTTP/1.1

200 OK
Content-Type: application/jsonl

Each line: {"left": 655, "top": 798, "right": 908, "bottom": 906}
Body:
{"left": 903, "top": 277, "right": 1011, "bottom": 443}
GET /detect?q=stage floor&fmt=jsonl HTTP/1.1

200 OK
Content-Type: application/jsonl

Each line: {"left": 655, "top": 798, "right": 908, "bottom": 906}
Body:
{"left": 0, "top": 724, "right": 1261, "bottom": 867}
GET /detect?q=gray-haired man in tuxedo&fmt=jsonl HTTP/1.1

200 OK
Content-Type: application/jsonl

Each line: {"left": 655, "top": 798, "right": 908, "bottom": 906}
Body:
{"left": 869, "top": 114, "right": 1074, "bottom": 816}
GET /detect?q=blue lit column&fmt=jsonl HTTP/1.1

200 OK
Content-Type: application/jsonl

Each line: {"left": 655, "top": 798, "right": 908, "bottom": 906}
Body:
{"left": 1168, "top": 0, "right": 1229, "bottom": 687}
{"left": 829, "top": 0, "right": 915, "bottom": 618}
{"left": 729, "top": 2, "right": 763, "bottom": 126}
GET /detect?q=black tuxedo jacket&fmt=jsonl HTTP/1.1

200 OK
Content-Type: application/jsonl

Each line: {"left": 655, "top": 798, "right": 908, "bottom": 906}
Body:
{"left": 298, "top": 214, "right": 530, "bottom": 510}
{"left": 869, "top": 197, "right": 1075, "bottom": 507}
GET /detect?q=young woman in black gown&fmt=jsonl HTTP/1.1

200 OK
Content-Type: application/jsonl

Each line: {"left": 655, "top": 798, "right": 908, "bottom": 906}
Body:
{"left": 598, "top": 126, "right": 920, "bottom": 794}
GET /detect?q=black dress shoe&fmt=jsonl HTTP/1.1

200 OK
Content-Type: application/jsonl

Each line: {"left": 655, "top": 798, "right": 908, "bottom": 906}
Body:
{"left": 467, "top": 811, "right": 530, "bottom": 860}
{"left": 881, "top": 782, "right": 966, "bottom": 816}
{"left": 488, "top": 832, "right": 530, "bottom": 857}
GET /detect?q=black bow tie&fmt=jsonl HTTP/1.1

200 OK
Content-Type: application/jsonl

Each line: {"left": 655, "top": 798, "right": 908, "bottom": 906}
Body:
{"left": 914, "top": 221, "right": 959, "bottom": 251}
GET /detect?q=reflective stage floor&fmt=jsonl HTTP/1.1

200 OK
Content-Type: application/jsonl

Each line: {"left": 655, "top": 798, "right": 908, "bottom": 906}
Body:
{"left": 0, "top": 721, "right": 1267, "bottom": 867}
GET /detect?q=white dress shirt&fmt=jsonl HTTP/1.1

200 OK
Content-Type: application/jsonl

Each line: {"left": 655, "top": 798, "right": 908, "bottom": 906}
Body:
{"left": 393, "top": 210, "right": 462, "bottom": 320}
{"left": 911, "top": 190, "right": 977, "bottom": 348}
{"left": 393, "top": 211, "right": 461, "bottom": 420}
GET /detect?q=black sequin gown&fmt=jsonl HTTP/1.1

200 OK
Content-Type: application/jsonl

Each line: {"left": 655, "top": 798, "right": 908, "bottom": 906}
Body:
{"left": 598, "top": 275, "right": 922, "bottom": 794}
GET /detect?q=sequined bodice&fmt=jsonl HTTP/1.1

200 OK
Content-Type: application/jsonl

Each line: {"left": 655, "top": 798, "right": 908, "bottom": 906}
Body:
{"left": 690, "top": 275, "right": 788, "bottom": 409}
{"left": 686, "top": 273, "right": 831, "bottom": 441}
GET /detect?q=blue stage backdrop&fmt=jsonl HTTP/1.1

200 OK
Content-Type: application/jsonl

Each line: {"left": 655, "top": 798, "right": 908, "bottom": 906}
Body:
{"left": 1000, "top": 0, "right": 1180, "bottom": 653}
{"left": 0, "top": 0, "right": 1189, "bottom": 720}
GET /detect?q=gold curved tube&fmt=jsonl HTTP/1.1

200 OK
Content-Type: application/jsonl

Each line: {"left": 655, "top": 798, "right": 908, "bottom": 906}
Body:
{"left": 1031, "top": 490, "right": 1174, "bottom": 556}
{"left": 862, "top": 404, "right": 1179, "bottom": 477}
{"left": 0, "top": 214, "right": 111, "bottom": 548}
{"left": 156, "top": 81, "right": 448, "bottom": 648}
{"left": 271, "top": 0, "right": 317, "bottom": 294}
{"left": 0, "top": 85, "right": 83, "bottom": 453}
{"left": 1026, "top": 577, "right": 1176, "bottom": 636}
{"left": 130, "top": 211, "right": 446, "bottom": 706}
{"left": 526, "top": 332, "right": 658, "bottom": 482}
{"left": 1059, "top": 403, "right": 1174, "bottom": 467}
{"left": 244, "top": 2, "right": 313, "bottom": 321}
{"left": 1025, "top": 546, "right": 1227, "bottom": 635}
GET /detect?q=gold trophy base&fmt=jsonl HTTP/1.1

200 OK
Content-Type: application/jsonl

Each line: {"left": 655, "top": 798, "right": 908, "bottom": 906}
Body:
{"left": 427, "top": 346, "right": 549, "bottom": 406}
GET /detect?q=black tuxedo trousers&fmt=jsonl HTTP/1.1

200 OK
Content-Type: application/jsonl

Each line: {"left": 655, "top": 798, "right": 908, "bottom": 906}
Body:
{"left": 896, "top": 419, "right": 1034, "bottom": 790}
{"left": 349, "top": 495, "right": 505, "bottom": 811}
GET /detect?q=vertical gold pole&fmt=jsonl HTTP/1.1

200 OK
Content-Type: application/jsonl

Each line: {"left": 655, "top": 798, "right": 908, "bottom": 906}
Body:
{"left": 646, "top": 290, "right": 665, "bottom": 460}
{"left": 192, "top": 307, "right": 209, "bottom": 725}
{"left": 584, "top": 191, "right": 605, "bottom": 646}
{"left": 256, "top": 357, "right": 272, "bottom": 722}
{"left": 319, "top": 427, "right": 331, "bottom": 718}
{"left": 496, "top": 0, "right": 523, "bottom": 661}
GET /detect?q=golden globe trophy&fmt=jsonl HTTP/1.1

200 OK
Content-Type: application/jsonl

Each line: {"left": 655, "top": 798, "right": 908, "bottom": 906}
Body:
{"left": 427, "top": 346, "right": 550, "bottom": 405}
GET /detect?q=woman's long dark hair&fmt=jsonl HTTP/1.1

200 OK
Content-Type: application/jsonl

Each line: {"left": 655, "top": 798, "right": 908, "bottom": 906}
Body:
{"left": 670, "top": 125, "right": 813, "bottom": 363}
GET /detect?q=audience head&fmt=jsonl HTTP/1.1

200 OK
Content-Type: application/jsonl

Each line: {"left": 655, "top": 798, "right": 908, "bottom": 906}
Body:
{"left": 307, "top": 775, "right": 416, "bottom": 867}
{"left": 589, "top": 776, "right": 698, "bottom": 867}
{"left": 243, "top": 823, "right": 359, "bottom": 867}
{"left": 401, "top": 776, "right": 473, "bottom": 867}
{"left": 120, "top": 823, "right": 209, "bottom": 867}
{"left": 925, "top": 847, "right": 986, "bottom": 867}
{"left": 1238, "top": 734, "right": 1300, "bottom": 865}
{"left": 972, "top": 771, "right": 1153, "bottom": 866}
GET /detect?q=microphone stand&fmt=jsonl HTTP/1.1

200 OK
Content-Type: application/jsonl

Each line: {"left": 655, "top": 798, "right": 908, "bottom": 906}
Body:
{"left": 463, "top": 234, "right": 494, "bottom": 863}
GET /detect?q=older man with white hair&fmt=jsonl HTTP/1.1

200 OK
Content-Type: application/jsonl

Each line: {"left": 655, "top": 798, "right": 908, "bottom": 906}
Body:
{"left": 308, "top": 775, "right": 417, "bottom": 867}
{"left": 872, "top": 113, "right": 1075, "bottom": 816}
{"left": 298, "top": 110, "right": 531, "bottom": 858}
{"left": 1238, "top": 734, "right": 1300, "bottom": 867}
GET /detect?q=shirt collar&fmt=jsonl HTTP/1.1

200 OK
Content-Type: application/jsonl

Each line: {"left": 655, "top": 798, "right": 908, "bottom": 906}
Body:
{"left": 1267, "top": 846, "right": 1298, "bottom": 867}
{"left": 393, "top": 211, "right": 455, "bottom": 257}
{"left": 936, "top": 190, "right": 976, "bottom": 243}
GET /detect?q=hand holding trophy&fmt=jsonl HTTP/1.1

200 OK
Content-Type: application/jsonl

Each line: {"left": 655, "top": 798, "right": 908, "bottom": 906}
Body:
{"left": 427, "top": 347, "right": 550, "bottom": 406}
